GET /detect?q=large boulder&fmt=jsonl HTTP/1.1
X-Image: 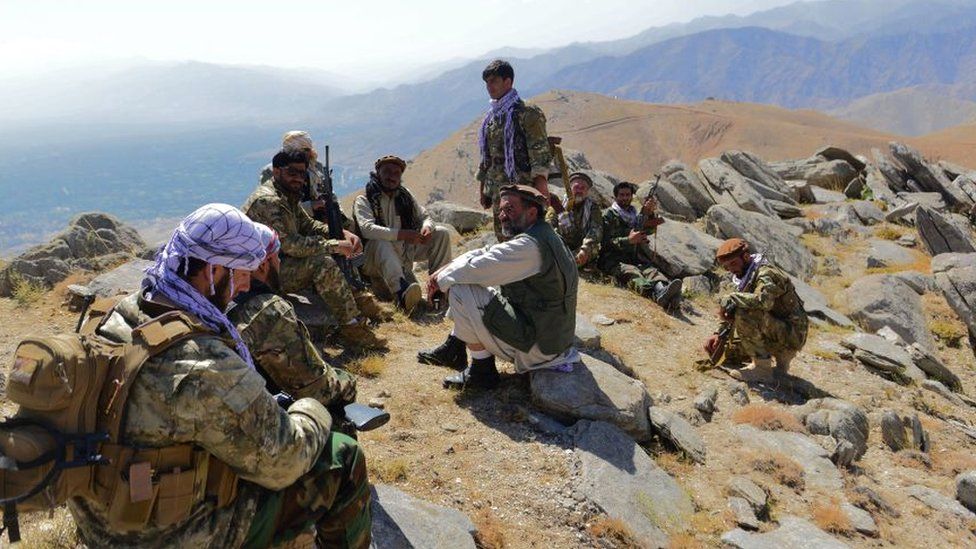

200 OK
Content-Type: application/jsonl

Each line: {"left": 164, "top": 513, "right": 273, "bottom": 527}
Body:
{"left": 85, "top": 259, "right": 153, "bottom": 298}
{"left": 793, "top": 398, "right": 870, "bottom": 463}
{"left": 906, "top": 343, "right": 962, "bottom": 391}
{"left": 704, "top": 205, "right": 816, "bottom": 278}
{"left": 530, "top": 356, "right": 652, "bottom": 441}
{"left": 644, "top": 220, "right": 722, "bottom": 278}
{"left": 735, "top": 425, "right": 844, "bottom": 491}
{"left": 816, "top": 146, "right": 866, "bottom": 171}
{"left": 371, "top": 484, "right": 478, "bottom": 548}
{"left": 789, "top": 276, "right": 853, "bottom": 327}
{"left": 866, "top": 239, "right": 916, "bottom": 269}
{"left": 647, "top": 406, "right": 707, "bottom": 464}
{"left": 573, "top": 420, "right": 694, "bottom": 547}
{"left": 424, "top": 201, "right": 490, "bottom": 233}
{"left": 722, "top": 516, "right": 850, "bottom": 549}
{"left": 843, "top": 274, "right": 934, "bottom": 349}
{"left": 840, "top": 333, "right": 925, "bottom": 385}
{"left": 661, "top": 161, "right": 716, "bottom": 217}
{"left": 907, "top": 485, "right": 976, "bottom": 520}
{"left": 768, "top": 157, "right": 858, "bottom": 190}
{"left": 932, "top": 253, "right": 976, "bottom": 340}
{"left": 637, "top": 178, "right": 697, "bottom": 221}
{"left": 873, "top": 148, "right": 912, "bottom": 192}
{"left": 957, "top": 471, "right": 976, "bottom": 513}
{"left": 863, "top": 164, "right": 902, "bottom": 206}
{"left": 915, "top": 206, "right": 976, "bottom": 256}
{"left": 890, "top": 142, "right": 973, "bottom": 212}
{"left": 721, "top": 150, "right": 795, "bottom": 198}
{"left": 698, "top": 158, "right": 779, "bottom": 218}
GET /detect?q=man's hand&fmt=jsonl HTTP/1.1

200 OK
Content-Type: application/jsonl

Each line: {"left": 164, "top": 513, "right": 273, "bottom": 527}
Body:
{"left": 311, "top": 199, "right": 327, "bottom": 214}
{"left": 426, "top": 274, "right": 441, "bottom": 306}
{"left": 641, "top": 196, "right": 658, "bottom": 216}
{"left": 704, "top": 334, "right": 720, "bottom": 355}
{"left": 342, "top": 230, "right": 363, "bottom": 255}
{"left": 335, "top": 240, "right": 356, "bottom": 258}
{"left": 398, "top": 230, "right": 424, "bottom": 245}
{"left": 575, "top": 250, "right": 588, "bottom": 266}
{"left": 627, "top": 229, "right": 649, "bottom": 245}
{"left": 419, "top": 225, "right": 434, "bottom": 244}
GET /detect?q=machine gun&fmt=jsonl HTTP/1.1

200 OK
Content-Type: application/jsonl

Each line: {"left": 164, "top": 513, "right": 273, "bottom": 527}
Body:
{"left": 316, "top": 146, "right": 367, "bottom": 291}
{"left": 274, "top": 392, "right": 390, "bottom": 439}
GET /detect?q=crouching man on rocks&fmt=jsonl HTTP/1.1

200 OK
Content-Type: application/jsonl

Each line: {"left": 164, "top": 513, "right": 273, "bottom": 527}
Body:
{"left": 417, "top": 184, "right": 580, "bottom": 389}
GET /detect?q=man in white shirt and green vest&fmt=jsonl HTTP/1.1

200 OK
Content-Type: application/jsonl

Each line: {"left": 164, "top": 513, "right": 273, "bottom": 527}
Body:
{"left": 418, "top": 184, "right": 580, "bottom": 389}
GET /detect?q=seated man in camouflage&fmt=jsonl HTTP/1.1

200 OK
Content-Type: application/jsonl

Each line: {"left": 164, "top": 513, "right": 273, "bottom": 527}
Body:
{"left": 598, "top": 181, "right": 682, "bottom": 309}
{"left": 704, "top": 238, "right": 809, "bottom": 382}
{"left": 258, "top": 130, "right": 328, "bottom": 219}
{"left": 244, "top": 148, "right": 388, "bottom": 350}
{"left": 352, "top": 155, "right": 453, "bottom": 313}
{"left": 228, "top": 230, "right": 358, "bottom": 416}
{"left": 69, "top": 204, "right": 371, "bottom": 548}
{"left": 546, "top": 171, "right": 602, "bottom": 267}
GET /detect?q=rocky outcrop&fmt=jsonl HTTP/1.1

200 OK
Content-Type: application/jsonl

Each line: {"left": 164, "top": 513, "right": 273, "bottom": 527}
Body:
{"left": 722, "top": 516, "right": 850, "bottom": 549}
{"left": 371, "top": 484, "right": 478, "bottom": 548}
{"left": 793, "top": 398, "right": 870, "bottom": 465}
{"left": 661, "top": 161, "right": 716, "bottom": 217}
{"left": 915, "top": 206, "right": 976, "bottom": 256}
{"left": 704, "top": 204, "right": 815, "bottom": 277}
{"left": 721, "top": 150, "right": 795, "bottom": 198}
{"left": 843, "top": 274, "right": 934, "bottom": 349}
{"left": 637, "top": 178, "right": 697, "bottom": 221}
{"left": 789, "top": 276, "right": 853, "bottom": 327}
{"left": 647, "top": 406, "right": 707, "bottom": 464}
{"left": 840, "top": 333, "right": 925, "bottom": 385}
{"left": 768, "top": 157, "right": 858, "bottom": 191}
{"left": 424, "top": 201, "right": 490, "bottom": 233}
{"left": 698, "top": 158, "right": 779, "bottom": 218}
{"left": 932, "top": 253, "right": 976, "bottom": 340}
{"left": 890, "top": 142, "right": 973, "bottom": 212}
{"left": 644, "top": 220, "right": 722, "bottom": 278}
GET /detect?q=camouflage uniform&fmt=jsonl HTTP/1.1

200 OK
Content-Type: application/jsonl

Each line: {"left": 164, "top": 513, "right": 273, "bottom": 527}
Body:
{"left": 68, "top": 293, "right": 371, "bottom": 548}
{"left": 597, "top": 207, "right": 668, "bottom": 297}
{"left": 243, "top": 180, "right": 361, "bottom": 325}
{"left": 477, "top": 102, "right": 552, "bottom": 241}
{"left": 545, "top": 197, "right": 602, "bottom": 263}
{"left": 229, "top": 284, "right": 357, "bottom": 407}
{"left": 719, "top": 262, "right": 809, "bottom": 364}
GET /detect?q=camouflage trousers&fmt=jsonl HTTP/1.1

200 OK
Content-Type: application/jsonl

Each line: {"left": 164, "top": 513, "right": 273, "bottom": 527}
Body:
{"left": 243, "top": 432, "right": 371, "bottom": 549}
{"left": 606, "top": 261, "right": 668, "bottom": 298}
{"left": 728, "top": 308, "right": 808, "bottom": 361}
{"left": 281, "top": 253, "right": 361, "bottom": 325}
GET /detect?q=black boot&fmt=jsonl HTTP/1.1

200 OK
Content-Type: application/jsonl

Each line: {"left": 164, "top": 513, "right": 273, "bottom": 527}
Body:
{"left": 652, "top": 279, "right": 682, "bottom": 308}
{"left": 417, "top": 334, "right": 467, "bottom": 370}
{"left": 443, "top": 356, "right": 500, "bottom": 390}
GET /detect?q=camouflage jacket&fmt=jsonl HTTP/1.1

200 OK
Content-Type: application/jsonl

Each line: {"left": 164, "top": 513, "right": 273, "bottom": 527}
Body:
{"left": 476, "top": 101, "right": 552, "bottom": 197}
{"left": 721, "top": 262, "right": 806, "bottom": 321}
{"left": 68, "top": 293, "right": 332, "bottom": 548}
{"left": 229, "top": 287, "right": 357, "bottom": 408}
{"left": 597, "top": 206, "right": 653, "bottom": 271}
{"left": 545, "top": 198, "right": 602, "bottom": 260}
{"left": 243, "top": 179, "right": 341, "bottom": 258}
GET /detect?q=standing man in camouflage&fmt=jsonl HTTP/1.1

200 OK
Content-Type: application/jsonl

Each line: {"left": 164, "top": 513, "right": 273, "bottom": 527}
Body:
{"left": 598, "top": 181, "right": 682, "bottom": 309}
{"left": 704, "top": 238, "right": 808, "bottom": 382}
{"left": 69, "top": 204, "right": 371, "bottom": 548}
{"left": 477, "top": 59, "right": 553, "bottom": 242}
{"left": 244, "top": 148, "right": 388, "bottom": 350}
{"left": 228, "top": 230, "right": 358, "bottom": 413}
{"left": 353, "top": 155, "right": 453, "bottom": 313}
{"left": 547, "top": 171, "right": 602, "bottom": 267}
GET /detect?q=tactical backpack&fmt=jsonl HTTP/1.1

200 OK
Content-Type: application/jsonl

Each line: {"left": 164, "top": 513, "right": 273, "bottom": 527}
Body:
{"left": 0, "top": 298, "right": 239, "bottom": 543}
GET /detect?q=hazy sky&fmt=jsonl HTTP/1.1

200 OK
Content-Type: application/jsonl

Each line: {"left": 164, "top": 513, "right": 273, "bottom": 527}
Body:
{"left": 2, "top": 0, "right": 807, "bottom": 81}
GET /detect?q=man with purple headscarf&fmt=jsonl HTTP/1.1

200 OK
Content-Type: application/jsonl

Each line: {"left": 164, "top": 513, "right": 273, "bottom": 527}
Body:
{"left": 69, "top": 204, "right": 372, "bottom": 548}
{"left": 477, "top": 59, "right": 553, "bottom": 242}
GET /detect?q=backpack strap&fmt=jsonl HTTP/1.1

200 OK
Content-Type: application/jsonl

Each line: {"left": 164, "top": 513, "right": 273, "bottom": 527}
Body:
{"left": 78, "top": 296, "right": 127, "bottom": 337}
{"left": 98, "top": 311, "right": 212, "bottom": 441}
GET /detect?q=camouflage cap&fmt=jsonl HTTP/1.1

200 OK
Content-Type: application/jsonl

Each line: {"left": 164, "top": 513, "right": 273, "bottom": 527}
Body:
{"left": 568, "top": 172, "right": 593, "bottom": 187}
{"left": 375, "top": 155, "right": 407, "bottom": 172}
{"left": 716, "top": 238, "right": 750, "bottom": 259}
{"left": 500, "top": 184, "right": 547, "bottom": 208}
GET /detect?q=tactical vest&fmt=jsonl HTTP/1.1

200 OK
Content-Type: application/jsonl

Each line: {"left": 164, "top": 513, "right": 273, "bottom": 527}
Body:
{"left": 482, "top": 221, "right": 578, "bottom": 354}
{"left": 0, "top": 298, "right": 239, "bottom": 542}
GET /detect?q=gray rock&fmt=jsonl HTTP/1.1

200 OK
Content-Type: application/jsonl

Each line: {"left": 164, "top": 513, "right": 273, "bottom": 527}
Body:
{"left": 831, "top": 439, "right": 858, "bottom": 468}
{"left": 851, "top": 200, "right": 885, "bottom": 225}
{"left": 424, "top": 201, "right": 490, "bottom": 233}
{"left": 793, "top": 398, "right": 870, "bottom": 463}
{"left": 531, "top": 356, "right": 652, "bottom": 441}
{"left": 789, "top": 276, "right": 853, "bottom": 327}
{"left": 788, "top": 180, "right": 817, "bottom": 204}
{"left": 866, "top": 239, "right": 916, "bottom": 269}
{"left": 876, "top": 326, "right": 907, "bottom": 346}
{"left": 891, "top": 271, "right": 935, "bottom": 294}
{"left": 85, "top": 259, "right": 153, "bottom": 298}
{"left": 699, "top": 158, "right": 779, "bottom": 218}
{"left": 682, "top": 274, "right": 714, "bottom": 296}
{"left": 841, "top": 333, "right": 924, "bottom": 384}
{"left": 932, "top": 252, "right": 976, "bottom": 340}
{"left": 728, "top": 382, "right": 750, "bottom": 405}
{"left": 768, "top": 200, "right": 803, "bottom": 219}
{"left": 371, "top": 484, "right": 477, "bottom": 549}
{"left": 591, "top": 314, "right": 615, "bottom": 326}
{"left": 880, "top": 410, "right": 909, "bottom": 451}
{"left": 769, "top": 157, "right": 859, "bottom": 191}
{"left": 841, "top": 503, "right": 878, "bottom": 537}
{"left": 884, "top": 201, "right": 919, "bottom": 224}
{"left": 581, "top": 348, "right": 636, "bottom": 378}
{"left": 638, "top": 178, "right": 697, "bottom": 222}
{"left": 693, "top": 385, "right": 719, "bottom": 416}
{"left": 727, "top": 477, "right": 768, "bottom": 516}
{"left": 817, "top": 146, "right": 866, "bottom": 172}
{"left": 728, "top": 497, "right": 760, "bottom": 530}
{"left": 907, "top": 485, "right": 976, "bottom": 520}
{"left": 648, "top": 406, "right": 707, "bottom": 464}
{"left": 736, "top": 425, "right": 844, "bottom": 491}
{"left": 572, "top": 420, "right": 693, "bottom": 547}
{"left": 721, "top": 150, "right": 794, "bottom": 197}
{"left": 956, "top": 471, "right": 976, "bottom": 513}
{"left": 909, "top": 413, "right": 930, "bottom": 452}
{"left": 644, "top": 219, "right": 722, "bottom": 278}
{"left": 811, "top": 186, "right": 847, "bottom": 204}
{"left": 574, "top": 314, "right": 601, "bottom": 350}
{"left": 852, "top": 486, "right": 901, "bottom": 518}
{"left": 844, "top": 176, "right": 865, "bottom": 200}
{"left": 896, "top": 233, "right": 917, "bottom": 247}
{"left": 843, "top": 274, "right": 935, "bottom": 350}
{"left": 873, "top": 148, "right": 911, "bottom": 192}
{"left": 722, "top": 516, "right": 850, "bottom": 549}
{"left": 524, "top": 409, "right": 568, "bottom": 435}
{"left": 661, "top": 161, "right": 716, "bottom": 217}
{"left": 916, "top": 206, "right": 976, "bottom": 256}
{"left": 890, "top": 142, "right": 973, "bottom": 211}
{"left": 906, "top": 343, "right": 962, "bottom": 391}
{"left": 864, "top": 164, "right": 902, "bottom": 207}
{"left": 922, "top": 379, "right": 965, "bottom": 407}
{"left": 704, "top": 204, "right": 816, "bottom": 277}
{"left": 897, "top": 192, "right": 947, "bottom": 211}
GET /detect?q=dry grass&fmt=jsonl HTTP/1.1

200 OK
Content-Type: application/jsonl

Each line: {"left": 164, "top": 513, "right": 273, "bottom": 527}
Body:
{"left": 865, "top": 253, "right": 932, "bottom": 275}
{"left": 347, "top": 354, "right": 387, "bottom": 378}
{"left": 747, "top": 451, "right": 805, "bottom": 492}
{"left": 667, "top": 533, "right": 704, "bottom": 549}
{"left": 369, "top": 457, "right": 409, "bottom": 483}
{"left": 588, "top": 516, "right": 643, "bottom": 548}
{"left": 473, "top": 509, "right": 507, "bottom": 549}
{"left": 11, "top": 274, "right": 47, "bottom": 308}
{"left": 732, "top": 404, "right": 806, "bottom": 432}
{"left": 922, "top": 293, "right": 968, "bottom": 348}
{"left": 893, "top": 450, "right": 932, "bottom": 470}
{"left": 929, "top": 319, "right": 966, "bottom": 348}
{"left": 873, "top": 223, "right": 906, "bottom": 241}
{"left": 932, "top": 449, "right": 976, "bottom": 476}
{"left": 811, "top": 500, "right": 853, "bottom": 535}
{"left": 19, "top": 507, "right": 78, "bottom": 548}
{"left": 810, "top": 348, "right": 840, "bottom": 361}
{"left": 689, "top": 511, "right": 729, "bottom": 536}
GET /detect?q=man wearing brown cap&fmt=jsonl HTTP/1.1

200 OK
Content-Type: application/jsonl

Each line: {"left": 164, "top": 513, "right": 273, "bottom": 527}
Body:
{"left": 258, "top": 130, "right": 330, "bottom": 219}
{"left": 546, "top": 171, "right": 603, "bottom": 267}
{"left": 417, "top": 184, "right": 579, "bottom": 389}
{"left": 598, "top": 181, "right": 682, "bottom": 309}
{"left": 705, "top": 238, "right": 808, "bottom": 382}
{"left": 352, "top": 155, "right": 453, "bottom": 313}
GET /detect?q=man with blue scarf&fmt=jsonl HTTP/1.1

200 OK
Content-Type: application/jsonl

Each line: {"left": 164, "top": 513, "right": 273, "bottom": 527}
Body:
{"left": 477, "top": 59, "right": 553, "bottom": 242}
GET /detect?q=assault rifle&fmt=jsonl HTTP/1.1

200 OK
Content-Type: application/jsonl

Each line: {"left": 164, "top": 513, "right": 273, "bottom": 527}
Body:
{"left": 274, "top": 392, "right": 390, "bottom": 438}
{"left": 316, "top": 146, "right": 367, "bottom": 291}
{"left": 708, "top": 257, "right": 763, "bottom": 367}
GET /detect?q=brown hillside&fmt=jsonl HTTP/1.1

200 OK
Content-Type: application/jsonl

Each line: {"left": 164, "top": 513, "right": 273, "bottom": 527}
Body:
{"left": 916, "top": 120, "right": 976, "bottom": 160}
{"left": 388, "top": 90, "right": 974, "bottom": 209}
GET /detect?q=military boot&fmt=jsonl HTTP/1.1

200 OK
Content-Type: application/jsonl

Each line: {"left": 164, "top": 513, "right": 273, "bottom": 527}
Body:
{"left": 774, "top": 351, "right": 796, "bottom": 377}
{"left": 652, "top": 279, "right": 683, "bottom": 309}
{"left": 728, "top": 355, "right": 774, "bottom": 382}
{"left": 396, "top": 278, "right": 423, "bottom": 315}
{"left": 443, "top": 356, "right": 500, "bottom": 390}
{"left": 337, "top": 320, "right": 388, "bottom": 350}
{"left": 417, "top": 334, "right": 467, "bottom": 370}
{"left": 354, "top": 290, "right": 393, "bottom": 322}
